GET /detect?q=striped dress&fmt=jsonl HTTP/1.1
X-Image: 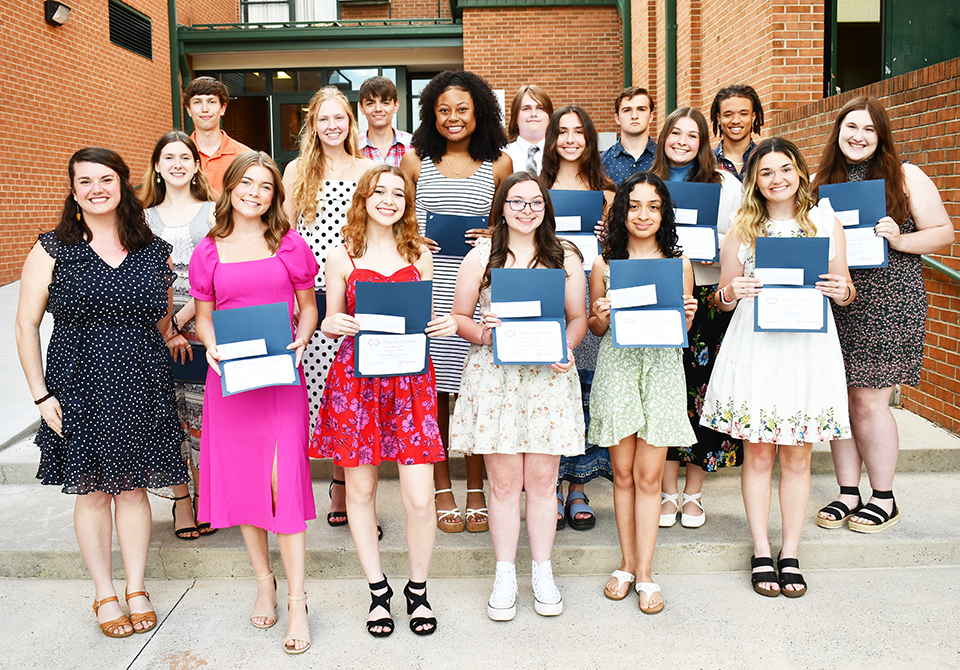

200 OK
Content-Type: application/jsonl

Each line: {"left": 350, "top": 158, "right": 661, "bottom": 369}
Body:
{"left": 415, "top": 158, "right": 496, "bottom": 393}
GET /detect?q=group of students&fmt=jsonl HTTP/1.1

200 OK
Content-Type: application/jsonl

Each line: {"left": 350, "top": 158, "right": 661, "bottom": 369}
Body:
{"left": 14, "top": 70, "right": 954, "bottom": 654}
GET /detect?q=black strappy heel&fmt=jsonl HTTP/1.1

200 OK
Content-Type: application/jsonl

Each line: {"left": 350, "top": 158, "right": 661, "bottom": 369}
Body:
{"left": 366, "top": 577, "right": 394, "bottom": 638}
{"left": 403, "top": 580, "right": 437, "bottom": 636}
{"left": 172, "top": 494, "right": 198, "bottom": 540}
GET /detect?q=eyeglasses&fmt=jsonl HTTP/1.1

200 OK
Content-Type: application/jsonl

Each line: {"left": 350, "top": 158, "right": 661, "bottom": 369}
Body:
{"left": 505, "top": 199, "right": 546, "bottom": 212}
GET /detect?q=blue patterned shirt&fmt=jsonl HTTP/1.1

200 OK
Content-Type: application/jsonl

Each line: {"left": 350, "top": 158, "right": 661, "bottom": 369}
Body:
{"left": 714, "top": 141, "right": 756, "bottom": 182}
{"left": 601, "top": 138, "right": 657, "bottom": 185}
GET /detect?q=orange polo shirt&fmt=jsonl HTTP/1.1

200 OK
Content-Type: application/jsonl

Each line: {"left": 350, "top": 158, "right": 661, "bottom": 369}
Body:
{"left": 191, "top": 130, "right": 250, "bottom": 196}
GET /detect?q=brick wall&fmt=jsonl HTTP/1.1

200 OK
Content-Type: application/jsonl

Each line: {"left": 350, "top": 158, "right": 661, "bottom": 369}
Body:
{"left": 340, "top": 0, "right": 450, "bottom": 20}
{"left": 767, "top": 57, "right": 960, "bottom": 434}
{"left": 176, "top": 0, "right": 238, "bottom": 25}
{"left": 0, "top": 0, "right": 174, "bottom": 284}
{"left": 463, "top": 7, "right": 623, "bottom": 134}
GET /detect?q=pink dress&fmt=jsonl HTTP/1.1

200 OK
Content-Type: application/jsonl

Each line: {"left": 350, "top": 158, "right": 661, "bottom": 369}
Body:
{"left": 189, "top": 230, "right": 319, "bottom": 534}
{"left": 309, "top": 257, "right": 446, "bottom": 468}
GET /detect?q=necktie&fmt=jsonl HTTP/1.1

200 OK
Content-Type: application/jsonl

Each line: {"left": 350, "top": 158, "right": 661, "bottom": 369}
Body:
{"left": 525, "top": 145, "right": 540, "bottom": 173}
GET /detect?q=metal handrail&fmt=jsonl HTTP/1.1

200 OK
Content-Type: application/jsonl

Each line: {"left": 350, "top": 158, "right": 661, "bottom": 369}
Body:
{"left": 182, "top": 19, "right": 458, "bottom": 30}
{"left": 922, "top": 254, "right": 960, "bottom": 283}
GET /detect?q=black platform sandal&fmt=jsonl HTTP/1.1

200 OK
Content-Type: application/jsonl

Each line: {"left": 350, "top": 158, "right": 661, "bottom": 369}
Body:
{"left": 366, "top": 577, "right": 394, "bottom": 638}
{"left": 750, "top": 555, "right": 779, "bottom": 597}
{"left": 172, "top": 494, "right": 198, "bottom": 540}
{"left": 816, "top": 485, "right": 862, "bottom": 529}
{"left": 403, "top": 580, "right": 437, "bottom": 636}
{"left": 849, "top": 489, "right": 899, "bottom": 534}
{"left": 777, "top": 552, "right": 807, "bottom": 598}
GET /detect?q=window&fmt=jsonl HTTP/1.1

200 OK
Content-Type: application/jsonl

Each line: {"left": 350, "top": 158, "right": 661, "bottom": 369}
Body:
{"left": 108, "top": 0, "right": 152, "bottom": 60}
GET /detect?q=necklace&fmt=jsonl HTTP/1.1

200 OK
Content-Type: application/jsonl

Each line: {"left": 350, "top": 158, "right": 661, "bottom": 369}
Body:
{"left": 637, "top": 248, "right": 661, "bottom": 259}
{"left": 443, "top": 155, "right": 473, "bottom": 179}
{"left": 325, "top": 154, "right": 349, "bottom": 175}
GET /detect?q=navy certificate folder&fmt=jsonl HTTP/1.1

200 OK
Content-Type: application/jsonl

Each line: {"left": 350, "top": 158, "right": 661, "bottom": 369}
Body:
{"left": 353, "top": 280, "right": 432, "bottom": 378}
{"left": 170, "top": 344, "right": 208, "bottom": 384}
{"left": 609, "top": 258, "right": 688, "bottom": 348}
{"left": 663, "top": 181, "right": 722, "bottom": 262}
{"left": 490, "top": 268, "right": 568, "bottom": 365}
{"left": 211, "top": 302, "right": 299, "bottom": 396}
{"left": 753, "top": 237, "right": 829, "bottom": 333}
{"left": 425, "top": 213, "right": 488, "bottom": 258}
{"left": 549, "top": 189, "right": 605, "bottom": 233}
{"left": 818, "top": 179, "right": 889, "bottom": 269}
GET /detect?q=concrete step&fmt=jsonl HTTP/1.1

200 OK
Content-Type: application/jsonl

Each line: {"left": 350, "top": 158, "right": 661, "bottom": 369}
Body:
{"left": 2, "top": 407, "right": 959, "bottom": 487}
{"left": 2, "top": 471, "right": 958, "bottom": 580}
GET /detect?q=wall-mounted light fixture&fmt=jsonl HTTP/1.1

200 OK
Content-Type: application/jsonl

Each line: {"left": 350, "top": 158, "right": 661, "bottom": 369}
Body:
{"left": 44, "top": 1, "right": 71, "bottom": 26}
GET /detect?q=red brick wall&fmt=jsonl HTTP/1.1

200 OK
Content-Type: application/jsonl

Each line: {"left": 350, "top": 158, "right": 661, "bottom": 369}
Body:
{"left": 340, "top": 4, "right": 391, "bottom": 21}
{"left": 0, "top": 0, "right": 174, "bottom": 284}
{"left": 768, "top": 57, "right": 960, "bottom": 434}
{"left": 463, "top": 7, "right": 623, "bottom": 134}
{"left": 176, "top": 0, "right": 238, "bottom": 25}
{"left": 341, "top": 0, "right": 450, "bottom": 20}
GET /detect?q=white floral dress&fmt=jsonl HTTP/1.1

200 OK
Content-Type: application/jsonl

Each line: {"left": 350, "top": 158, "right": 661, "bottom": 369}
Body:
{"left": 449, "top": 239, "right": 585, "bottom": 456}
{"left": 700, "top": 204, "right": 851, "bottom": 445}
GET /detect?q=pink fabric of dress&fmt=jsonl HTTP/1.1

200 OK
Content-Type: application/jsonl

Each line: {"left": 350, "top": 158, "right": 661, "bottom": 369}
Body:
{"left": 189, "top": 230, "right": 319, "bottom": 534}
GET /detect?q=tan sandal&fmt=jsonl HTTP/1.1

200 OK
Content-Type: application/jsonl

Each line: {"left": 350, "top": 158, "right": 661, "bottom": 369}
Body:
{"left": 124, "top": 590, "right": 156, "bottom": 634}
{"left": 465, "top": 487, "right": 489, "bottom": 532}
{"left": 93, "top": 595, "right": 133, "bottom": 638}
{"left": 604, "top": 570, "right": 635, "bottom": 601}
{"left": 283, "top": 593, "right": 311, "bottom": 655}
{"left": 636, "top": 582, "right": 664, "bottom": 615}
{"left": 435, "top": 488, "right": 464, "bottom": 533}
{"left": 250, "top": 571, "right": 277, "bottom": 629}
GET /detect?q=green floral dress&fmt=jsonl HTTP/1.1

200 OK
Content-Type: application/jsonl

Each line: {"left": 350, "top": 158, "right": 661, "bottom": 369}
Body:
{"left": 588, "top": 266, "right": 697, "bottom": 448}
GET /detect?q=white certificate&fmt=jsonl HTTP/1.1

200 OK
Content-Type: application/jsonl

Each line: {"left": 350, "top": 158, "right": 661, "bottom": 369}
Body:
{"left": 489, "top": 300, "right": 541, "bottom": 318}
{"left": 558, "top": 234, "right": 600, "bottom": 271}
{"left": 613, "top": 309, "right": 685, "bottom": 346}
{"left": 495, "top": 321, "right": 564, "bottom": 363}
{"left": 845, "top": 227, "right": 886, "bottom": 267}
{"left": 609, "top": 283, "right": 658, "bottom": 309}
{"left": 754, "top": 267, "right": 804, "bottom": 286}
{"left": 555, "top": 215, "right": 581, "bottom": 232}
{"left": 357, "top": 334, "right": 427, "bottom": 376}
{"left": 355, "top": 313, "right": 405, "bottom": 334}
{"left": 675, "top": 225, "right": 717, "bottom": 261}
{"left": 675, "top": 207, "right": 699, "bottom": 225}
{"left": 756, "top": 288, "right": 824, "bottom": 331}
{"left": 217, "top": 338, "right": 267, "bottom": 361}
{"left": 223, "top": 354, "right": 296, "bottom": 394}
{"left": 835, "top": 209, "right": 860, "bottom": 227}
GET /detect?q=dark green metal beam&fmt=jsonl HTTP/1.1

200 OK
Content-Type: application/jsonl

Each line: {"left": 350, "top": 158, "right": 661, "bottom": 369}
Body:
{"left": 922, "top": 255, "right": 960, "bottom": 283}
{"left": 617, "top": 0, "right": 631, "bottom": 87}
{"left": 665, "top": 0, "right": 677, "bottom": 113}
{"left": 168, "top": 0, "right": 181, "bottom": 129}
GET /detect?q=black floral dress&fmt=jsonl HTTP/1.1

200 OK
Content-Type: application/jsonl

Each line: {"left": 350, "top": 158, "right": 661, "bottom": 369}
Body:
{"left": 35, "top": 232, "right": 187, "bottom": 495}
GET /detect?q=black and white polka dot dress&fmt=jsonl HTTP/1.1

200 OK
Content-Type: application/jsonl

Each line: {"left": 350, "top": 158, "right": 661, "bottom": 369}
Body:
{"left": 299, "top": 180, "right": 355, "bottom": 430}
{"left": 35, "top": 232, "right": 188, "bottom": 495}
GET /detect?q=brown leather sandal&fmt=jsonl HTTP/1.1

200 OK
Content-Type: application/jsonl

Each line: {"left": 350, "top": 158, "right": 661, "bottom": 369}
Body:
{"left": 93, "top": 596, "right": 133, "bottom": 638}
{"left": 125, "top": 590, "right": 157, "bottom": 634}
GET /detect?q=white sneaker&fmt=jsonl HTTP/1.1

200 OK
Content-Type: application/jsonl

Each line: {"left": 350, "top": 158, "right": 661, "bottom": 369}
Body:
{"left": 531, "top": 560, "right": 563, "bottom": 616}
{"left": 487, "top": 562, "right": 517, "bottom": 621}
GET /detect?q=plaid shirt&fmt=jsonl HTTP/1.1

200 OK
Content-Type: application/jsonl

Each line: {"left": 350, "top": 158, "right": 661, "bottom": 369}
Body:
{"left": 714, "top": 141, "right": 755, "bottom": 182}
{"left": 359, "top": 129, "right": 413, "bottom": 167}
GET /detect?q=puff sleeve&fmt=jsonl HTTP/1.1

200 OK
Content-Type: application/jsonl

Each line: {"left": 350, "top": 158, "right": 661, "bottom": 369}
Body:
{"left": 189, "top": 237, "right": 219, "bottom": 302}
{"left": 276, "top": 229, "right": 320, "bottom": 291}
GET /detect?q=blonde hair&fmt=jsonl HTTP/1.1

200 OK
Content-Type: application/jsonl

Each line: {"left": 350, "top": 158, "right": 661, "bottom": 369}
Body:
{"left": 291, "top": 87, "right": 361, "bottom": 223}
{"left": 209, "top": 151, "right": 290, "bottom": 254}
{"left": 734, "top": 137, "right": 816, "bottom": 250}
{"left": 341, "top": 165, "right": 423, "bottom": 264}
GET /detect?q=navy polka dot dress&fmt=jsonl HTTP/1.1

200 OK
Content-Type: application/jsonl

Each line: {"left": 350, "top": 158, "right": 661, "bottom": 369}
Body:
{"left": 35, "top": 232, "right": 188, "bottom": 495}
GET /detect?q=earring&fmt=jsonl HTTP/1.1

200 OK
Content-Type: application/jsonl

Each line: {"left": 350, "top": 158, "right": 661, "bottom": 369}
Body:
{"left": 76, "top": 210, "right": 81, "bottom": 222}
{"left": 192, "top": 176, "right": 196, "bottom": 185}
{"left": 156, "top": 173, "right": 161, "bottom": 184}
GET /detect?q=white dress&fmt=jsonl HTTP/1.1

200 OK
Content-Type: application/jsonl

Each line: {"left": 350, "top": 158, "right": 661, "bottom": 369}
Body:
{"left": 699, "top": 204, "right": 851, "bottom": 445}
{"left": 300, "top": 180, "right": 355, "bottom": 429}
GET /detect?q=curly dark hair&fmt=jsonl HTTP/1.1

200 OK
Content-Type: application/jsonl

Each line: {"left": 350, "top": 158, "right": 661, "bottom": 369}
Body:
{"left": 56, "top": 147, "right": 153, "bottom": 250}
{"left": 709, "top": 84, "right": 764, "bottom": 137}
{"left": 603, "top": 171, "right": 680, "bottom": 261}
{"left": 411, "top": 70, "right": 507, "bottom": 164}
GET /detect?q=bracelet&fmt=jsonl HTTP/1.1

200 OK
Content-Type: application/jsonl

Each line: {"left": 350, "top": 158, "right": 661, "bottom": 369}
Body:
{"left": 717, "top": 285, "right": 735, "bottom": 306}
{"left": 34, "top": 392, "right": 54, "bottom": 405}
{"left": 840, "top": 284, "right": 852, "bottom": 304}
{"left": 171, "top": 314, "right": 181, "bottom": 334}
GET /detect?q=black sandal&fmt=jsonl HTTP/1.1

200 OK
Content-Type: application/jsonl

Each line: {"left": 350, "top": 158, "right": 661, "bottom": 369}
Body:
{"left": 849, "top": 489, "right": 900, "bottom": 534}
{"left": 816, "top": 485, "right": 862, "bottom": 529}
{"left": 403, "top": 580, "right": 437, "bottom": 636}
{"left": 777, "top": 552, "right": 807, "bottom": 598}
{"left": 366, "top": 577, "right": 394, "bottom": 638}
{"left": 194, "top": 494, "right": 217, "bottom": 535}
{"left": 750, "top": 555, "right": 779, "bottom": 597}
{"left": 327, "top": 479, "right": 348, "bottom": 527}
{"left": 172, "top": 494, "right": 198, "bottom": 540}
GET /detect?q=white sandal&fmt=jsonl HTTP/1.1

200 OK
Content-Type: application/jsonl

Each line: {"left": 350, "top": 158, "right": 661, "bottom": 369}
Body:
{"left": 659, "top": 492, "right": 679, "bottom": 527}
{"left": 636, "top": 582, "right": 664, "bottom": 615}
{"left": 604, "top": 570, "right": 635, "bottom": 601}
{"left": 681, "top": 491, "right": 706, "bottom": 528}
{"left": 434, "top": 488, "right": 464, "bottom": 533}
{"left": 465, "top": 487, "right": 489, "bottom": 532}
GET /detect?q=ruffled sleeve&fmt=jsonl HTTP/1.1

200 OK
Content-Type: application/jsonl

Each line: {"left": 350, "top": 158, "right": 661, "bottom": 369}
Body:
{"left": 188, "top": 237, "right": 219, "bottom": 302}
{"left": 812, "top": 199, "right": 837, "bottom": 261}
{"left": 38, "top": 231, "right": 60, "bottom": 258}
{"left": 151, "top": 236, "right": 176, "bottom": 289}
{"left": 276, "top": 229, "right": 320, "bottom": 290}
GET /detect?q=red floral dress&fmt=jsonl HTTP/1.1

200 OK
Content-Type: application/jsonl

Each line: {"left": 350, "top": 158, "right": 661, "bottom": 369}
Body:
{"left": 309, "top": 259, "right": 446, "bottom": 467}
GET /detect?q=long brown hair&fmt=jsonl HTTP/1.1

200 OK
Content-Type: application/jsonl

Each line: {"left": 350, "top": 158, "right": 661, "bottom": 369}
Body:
{"left": 507, "top": 85, "right": 554, "bottom": 142}
{"left": 291, "top": 87, "right": 361, "bottom": 223}
{"left": 341, "top": 165, "right": 423, "bottom": 264}
{"left": 56, "top": 147, "right": 153, "bottom": 250}
{"left": 208, "top": 151, "right": 290, "bottom": 254}
{"left": 480, "top": 172, "right": 569, "bottom": 292}
{"left": 811, "top": 96, "right": 908, "bottom": 223}
{"left": 140, "top": 131, "right": 215, "bottom": 208}
{"left": 650, "top": 107, "right": 722, "bottom": 184}
{"left": 541, "top": 105, "right": 616, "bottom": 193}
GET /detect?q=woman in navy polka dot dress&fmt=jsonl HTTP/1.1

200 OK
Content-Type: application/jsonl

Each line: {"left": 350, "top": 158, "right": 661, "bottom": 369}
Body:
{"left": 15, "top": 147, "right": 188, "bottom": 638}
